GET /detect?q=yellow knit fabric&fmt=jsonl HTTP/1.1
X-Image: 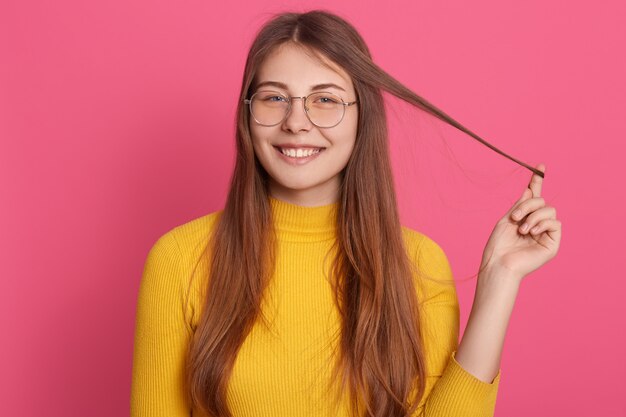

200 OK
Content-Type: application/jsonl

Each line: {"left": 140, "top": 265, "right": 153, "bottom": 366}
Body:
{"left": 131, "top": 195, "right": 501, "bottom": 417}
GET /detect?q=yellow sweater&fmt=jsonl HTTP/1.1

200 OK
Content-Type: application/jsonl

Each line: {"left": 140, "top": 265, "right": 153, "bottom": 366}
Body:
{"left": 131, "top": 195, "right": 501, "bottom": 417}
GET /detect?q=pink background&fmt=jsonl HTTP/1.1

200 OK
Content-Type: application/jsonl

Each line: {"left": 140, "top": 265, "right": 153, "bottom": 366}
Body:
{"left": 1, "top": 1, "right": 624, "bottom": 416}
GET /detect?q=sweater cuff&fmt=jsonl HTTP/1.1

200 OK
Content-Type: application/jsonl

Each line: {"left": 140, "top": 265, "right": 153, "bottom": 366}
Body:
{"left": 424, "top": 350, "right": 501, "bottom": 416}
{"left": 449, "top": 350, "right": 501, "bottom": 385}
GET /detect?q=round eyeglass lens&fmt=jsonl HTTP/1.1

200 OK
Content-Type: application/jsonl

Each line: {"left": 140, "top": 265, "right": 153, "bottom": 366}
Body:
{"left": 306, "top": 92, "right": 345, "bottom": 127}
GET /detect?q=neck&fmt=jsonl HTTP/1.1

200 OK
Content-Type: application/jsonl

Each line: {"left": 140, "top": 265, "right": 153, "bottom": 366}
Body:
{"left": 268, "top": 179, "right": 340, "bottom": 207}
{"left": 268, "top": 195, "right": 339, "bottom": 242}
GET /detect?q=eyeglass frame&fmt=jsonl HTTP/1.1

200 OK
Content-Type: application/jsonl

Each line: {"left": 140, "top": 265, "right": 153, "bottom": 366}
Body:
{"left": 243, "top": 90, "right": 359, "bottom": 128}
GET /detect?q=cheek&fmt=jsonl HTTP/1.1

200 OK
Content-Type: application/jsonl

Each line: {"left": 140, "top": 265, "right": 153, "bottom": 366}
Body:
{"left": 250, "top": 124, "right": 275, "bottom": 145}
{"left": 249, "top": 130, "right": 277, "bottom": 172}
{"left": 339, "top": 116, "right": 358, "bottom": 153}
{"left": 334, "top": 126, "right": 358, "bottom": 156}
{"left": 249, "top": 128, "right": 267, "bottom": 153}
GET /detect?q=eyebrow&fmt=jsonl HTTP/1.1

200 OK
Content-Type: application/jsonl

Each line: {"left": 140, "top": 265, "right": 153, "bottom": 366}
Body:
{"left": 255, "top": 80, "right": 346, "bottom": 93}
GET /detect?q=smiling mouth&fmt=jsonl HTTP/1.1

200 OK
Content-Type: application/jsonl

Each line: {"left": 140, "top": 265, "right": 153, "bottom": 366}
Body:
{"left": 273, "top": 146, "right": 326, "bottom": 158}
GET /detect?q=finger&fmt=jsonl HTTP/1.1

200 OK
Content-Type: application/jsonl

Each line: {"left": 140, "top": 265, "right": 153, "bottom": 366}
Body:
{"left": 507, "top": 188, "right": 534, "bottom": 218}
{"left": 511, "top": 196, "right": 547, "bottom": 221}
{"left": 528, "top": 163, "right": 546, "bottom": 198}
{"left": 518, "top": 206, "right": 558, "bottom": 234}
{"left": 528, "top": 218, "right": 555, "bottom": 235}
{"left": 528, "top": 218, "right": 562, "bottom": 243}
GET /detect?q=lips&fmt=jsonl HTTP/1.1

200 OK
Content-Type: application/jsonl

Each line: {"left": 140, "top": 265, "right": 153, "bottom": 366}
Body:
{"left": 272, "top": 145, "right": 325, "bottom": 165}
{"left": 273, "top": 145, "right": 325, "bottom": 156}
{"left": 273, "top": 142, "right": 326, "bottom": 149}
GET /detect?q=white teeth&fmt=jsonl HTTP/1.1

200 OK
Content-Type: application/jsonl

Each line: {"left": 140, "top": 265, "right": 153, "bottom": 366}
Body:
{"left": 279, "top": 148, "right": 321, "bottom": 158}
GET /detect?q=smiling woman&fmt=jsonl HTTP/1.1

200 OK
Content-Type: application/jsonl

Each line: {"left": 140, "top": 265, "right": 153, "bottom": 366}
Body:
{"left": 130, "top": 9, "right": 561, "bottom": 417}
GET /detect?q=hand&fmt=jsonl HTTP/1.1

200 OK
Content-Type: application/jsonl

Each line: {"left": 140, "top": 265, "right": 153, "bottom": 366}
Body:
{"left": 479, "top": 163, "right": 562, "bottom": 282}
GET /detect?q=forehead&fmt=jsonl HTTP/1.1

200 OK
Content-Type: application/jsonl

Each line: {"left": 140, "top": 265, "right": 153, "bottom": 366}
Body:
{"left": 255, "top": 43, "right": 353, "bottom": 94}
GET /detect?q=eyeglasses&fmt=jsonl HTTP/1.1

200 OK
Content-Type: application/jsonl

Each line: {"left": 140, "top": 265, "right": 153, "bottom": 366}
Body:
{"left": 243, "top": 90, "right": 358, "bottom": 128}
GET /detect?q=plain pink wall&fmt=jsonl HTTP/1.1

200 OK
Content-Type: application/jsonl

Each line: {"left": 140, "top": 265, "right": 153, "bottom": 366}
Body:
{"left": 1, "top": 1, "right": 624, "bottom": 416}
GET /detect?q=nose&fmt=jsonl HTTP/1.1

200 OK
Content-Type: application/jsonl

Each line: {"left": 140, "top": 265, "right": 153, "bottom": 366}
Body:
{"left": 282, "top": 97, "right": 312, "bottom": 132}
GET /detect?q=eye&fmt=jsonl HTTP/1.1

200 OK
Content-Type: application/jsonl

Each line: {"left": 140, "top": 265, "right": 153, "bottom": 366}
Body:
{"left": 255, "top": 91, "right": 288, "bottom": 102}
{"left": 310, "top": 93, "right": 342, "bottom": 105}
{"left": 318, "top": 96, "right": 339, "bottom": 103}
{"left": 266, "top": 95, "right": 286, "bottom": 102}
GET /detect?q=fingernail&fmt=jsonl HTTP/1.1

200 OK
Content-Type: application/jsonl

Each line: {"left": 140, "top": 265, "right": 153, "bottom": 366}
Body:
{"left": 512, "top": 210, "right": 522, "bottom": 220}
{"left": 520, "top": 223, "right": 529, "bottom": 232}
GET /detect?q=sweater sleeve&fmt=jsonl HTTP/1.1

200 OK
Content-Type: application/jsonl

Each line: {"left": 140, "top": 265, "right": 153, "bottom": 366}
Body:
{"left": 130, "top": 230, "right": 193, "bottom": 417}
{"left": 413, "top": 235, "right": 501, "bottom": 417}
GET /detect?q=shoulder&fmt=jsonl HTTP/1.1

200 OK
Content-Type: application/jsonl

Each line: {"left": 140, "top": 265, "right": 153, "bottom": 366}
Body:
{"left": 400, "top": 225, "right": 456, "bottom": 304}
{"left": 400, "top": 225, "right": 451, "bottom": 271}
{"left": 140, "top": 210, "right": 223, "bottom": 327}
{"left": 151, "top": 209, "right": 223, "bottom": 262}
{"left": 169, "top": 209, "right": 223, "bottom": 242}
{"left": 143, "top": 209, "right": 223, "bottom": 291}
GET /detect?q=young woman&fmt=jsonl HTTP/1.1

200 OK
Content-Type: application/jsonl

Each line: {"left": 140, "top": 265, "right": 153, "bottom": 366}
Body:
{"left": 130, "top": 10, "right": 561, "bottom": 417}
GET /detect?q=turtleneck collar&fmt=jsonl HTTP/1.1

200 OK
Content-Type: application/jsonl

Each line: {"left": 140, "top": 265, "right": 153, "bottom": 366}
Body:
{"left": 269, "top": 195, "right": 339, "bottom": 242}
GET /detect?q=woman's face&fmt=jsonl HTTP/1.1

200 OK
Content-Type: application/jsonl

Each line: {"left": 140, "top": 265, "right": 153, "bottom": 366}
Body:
{"left": 249, "top": 42, "right": 359, "bottom": 207}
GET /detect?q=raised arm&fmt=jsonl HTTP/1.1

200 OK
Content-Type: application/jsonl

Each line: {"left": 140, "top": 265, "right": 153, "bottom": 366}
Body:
{"left": 456, "top": 163, "right": 561, "bottom": 386}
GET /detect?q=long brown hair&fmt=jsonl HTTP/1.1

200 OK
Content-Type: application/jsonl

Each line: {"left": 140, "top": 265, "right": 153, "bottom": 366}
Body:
{"left": 186, "top": 10, "right": 537, "bottom": 417}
